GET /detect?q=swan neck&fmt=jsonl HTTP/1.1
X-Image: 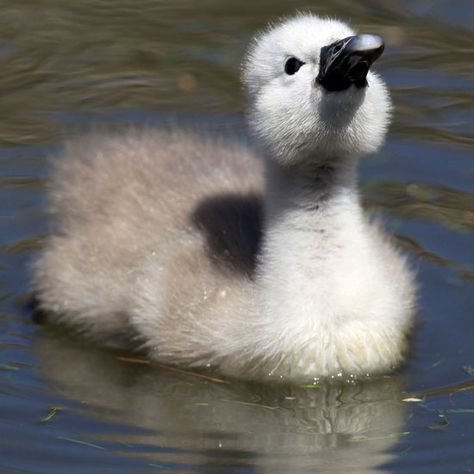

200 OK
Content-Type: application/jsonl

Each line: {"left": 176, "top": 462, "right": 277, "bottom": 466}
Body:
{"left": 263, "top": 156, "right": 360, "bottom": 222}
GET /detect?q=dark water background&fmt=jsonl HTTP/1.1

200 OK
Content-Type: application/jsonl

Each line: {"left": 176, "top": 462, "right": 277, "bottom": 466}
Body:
{"left": 0, "top": 0, "right": 473, "bottom": 472}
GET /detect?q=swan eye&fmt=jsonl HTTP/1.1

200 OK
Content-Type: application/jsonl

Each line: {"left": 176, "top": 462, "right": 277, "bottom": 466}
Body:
{"left": 284, "top": 57, "right": 305, "bottom": 75}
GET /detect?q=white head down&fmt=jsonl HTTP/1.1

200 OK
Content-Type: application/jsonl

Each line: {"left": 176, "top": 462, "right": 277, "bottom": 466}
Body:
{"left": 244, "top": 14, "right": 391, "bottom": 166}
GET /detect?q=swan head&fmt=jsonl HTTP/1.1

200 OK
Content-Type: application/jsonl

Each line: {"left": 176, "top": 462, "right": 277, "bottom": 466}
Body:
{"left": 243, "top": 14, "right": 391, "bottom": 166}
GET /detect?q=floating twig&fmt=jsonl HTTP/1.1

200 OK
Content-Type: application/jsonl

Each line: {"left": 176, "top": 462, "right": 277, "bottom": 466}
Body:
{"left": 117, "top": 356, "right": 151, "bottom": 365}
{"left": 117, "top": 356, "right": 230, "bottom": 384}
{"left": 0, "top": 364, "right": 19, "bottom": 371}
{"left": 405, "top": 380, "right": 474, "bottom": 399}
{"left": 57, "top": 436, "right": 106, "bottom": 450}
{"left": 40, "top": 406, "right": 61, "bottom": 423}
{"left": 154, "top": 363, "right": 230, "bottom": 384}
{"left": 221, "top": 399, "right": 279, "bottom": 410}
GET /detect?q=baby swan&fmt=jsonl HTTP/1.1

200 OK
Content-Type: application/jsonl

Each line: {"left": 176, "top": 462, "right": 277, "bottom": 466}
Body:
{"left": 33, "top": 14, "right": 416, "bottom": 382}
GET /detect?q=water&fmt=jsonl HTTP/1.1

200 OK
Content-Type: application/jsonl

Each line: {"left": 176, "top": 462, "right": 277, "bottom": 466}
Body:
{"left": 0, "top": 0, "right": 473, "bottom": 472}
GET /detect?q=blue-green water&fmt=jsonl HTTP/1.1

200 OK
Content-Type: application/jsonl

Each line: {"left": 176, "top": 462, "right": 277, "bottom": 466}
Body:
{"left": 1, "top": 1, "right": 473, "bottom": 472}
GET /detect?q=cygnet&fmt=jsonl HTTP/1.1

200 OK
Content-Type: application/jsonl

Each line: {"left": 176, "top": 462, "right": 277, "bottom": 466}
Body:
{"left": 33, "top": 14, "right": 416, "bottom": 382}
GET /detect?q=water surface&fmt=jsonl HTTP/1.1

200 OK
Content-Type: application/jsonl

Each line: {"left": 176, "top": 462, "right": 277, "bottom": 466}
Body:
{"left": 1, "top": 0, "right": 473, "bottom": 472}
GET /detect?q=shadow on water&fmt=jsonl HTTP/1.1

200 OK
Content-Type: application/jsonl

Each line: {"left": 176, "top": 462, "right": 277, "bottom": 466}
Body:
{"left": 0, "top": 0, "right": 473, "bottom": 472}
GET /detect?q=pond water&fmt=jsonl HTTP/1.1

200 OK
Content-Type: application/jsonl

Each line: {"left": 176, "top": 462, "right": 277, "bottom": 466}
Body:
{"left": 1, "top": 0, "right": 473, "bottom": 472}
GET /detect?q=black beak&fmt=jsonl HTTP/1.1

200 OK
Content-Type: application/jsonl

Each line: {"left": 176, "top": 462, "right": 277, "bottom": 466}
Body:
{"left": 316, "top": 35, "right": 384, "bottom": 92}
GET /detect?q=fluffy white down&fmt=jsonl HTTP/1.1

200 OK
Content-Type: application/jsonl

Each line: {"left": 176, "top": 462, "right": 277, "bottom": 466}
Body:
{"left": 33, "top": 13, "right": 416, "bottom": 382}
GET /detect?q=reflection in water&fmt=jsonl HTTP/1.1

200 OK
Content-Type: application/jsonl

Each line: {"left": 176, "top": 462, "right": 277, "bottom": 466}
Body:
{"left": 36, "top": 334, "right": 407, "bottom": 472}
{"left": 366, "top": 181, "right": 474, "bottom": 232}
